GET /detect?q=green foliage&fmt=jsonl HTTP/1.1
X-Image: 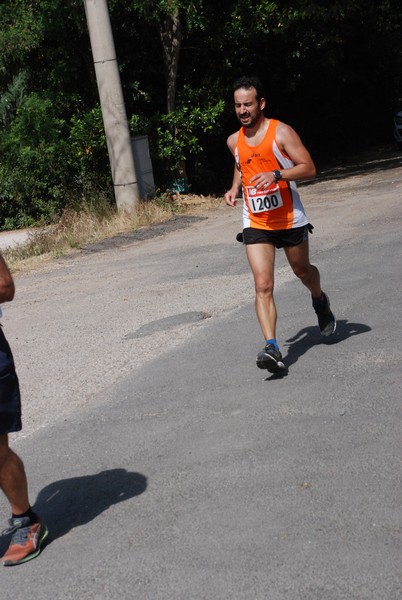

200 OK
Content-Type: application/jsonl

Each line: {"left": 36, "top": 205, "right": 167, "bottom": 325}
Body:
{"left": 68, "top": 106, "right": 111, "bottom": 192}
{"left": 156, "top": 98, "right": 225, "bottom": 172}
{"left": 0, "top": 95, "right": 112, "bottom": 230}
{"left": 0, "top": 71, "right": 29, "bottom": 128}
{"left": 127, "top": 0, "right": 205, "bottom": 27}
{"left": 0, "top": 1, "right": 44, "bottom": 72}
{"left": 0, "top": 93, "right": 67, "bottom": 229}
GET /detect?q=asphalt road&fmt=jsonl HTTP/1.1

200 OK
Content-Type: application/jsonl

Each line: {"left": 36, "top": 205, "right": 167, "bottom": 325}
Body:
{"left": 1, "top": 156, "right": 401, "bottom": 599}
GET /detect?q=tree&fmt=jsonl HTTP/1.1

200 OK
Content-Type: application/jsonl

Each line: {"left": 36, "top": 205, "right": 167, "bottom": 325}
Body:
{"left": 126, "top": 1, "right": 205, "bottom": 112}
{"left": 160, "top": 7, "right": 182, "bottom": 114}
{"left": 125, "top": 1, "right": 209, "bottom": 188}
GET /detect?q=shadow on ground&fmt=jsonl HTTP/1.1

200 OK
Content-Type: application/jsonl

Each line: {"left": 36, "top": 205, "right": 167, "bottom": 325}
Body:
{"left": 284, "top": 319, "right": 371, "bottom": 369}
{"left": 0, "top": 468, "right": 147, "bottom": 557}
{"left": 263, "top": 320, "right": 371, "bottom": 381}
{"left": 303, "top": 145, "right": 402, "bottom": 185}
{"left": 80, "top": 215, "right": 207, "bottom": 254}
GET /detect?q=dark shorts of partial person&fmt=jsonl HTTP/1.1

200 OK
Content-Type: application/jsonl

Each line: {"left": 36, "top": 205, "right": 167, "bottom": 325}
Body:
{"left": 238, "top": 224, "right": 313, "bottom": 249}
{"left": 0, "top": 326, "right": 22, "bottom": 435}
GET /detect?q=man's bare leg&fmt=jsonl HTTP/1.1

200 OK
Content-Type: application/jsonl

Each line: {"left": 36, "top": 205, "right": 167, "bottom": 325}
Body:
{"left": 246, "top": 242, "right": 277, "bottom": 340}
{"left": 285, "top": 239, "right": 336, "bottom": 335}
{"left": 0, "top": 434, "right": 30, "bottom": 516}
{"left": 246, "top": 243, "right": 286, "bottom": 372}
{"left": 284, "top": 239, "right": 322, "bottom": 297}
{"left": 0, "top": 433, "right": 49, "bottom": 566}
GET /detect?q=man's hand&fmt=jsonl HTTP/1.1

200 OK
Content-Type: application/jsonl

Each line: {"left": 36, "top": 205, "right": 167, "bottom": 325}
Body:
{"left": 224, "top": 188, "right": 239, "bottom": 207}
{"left": 250, "top": 172, "right": 277, "bottom": 190}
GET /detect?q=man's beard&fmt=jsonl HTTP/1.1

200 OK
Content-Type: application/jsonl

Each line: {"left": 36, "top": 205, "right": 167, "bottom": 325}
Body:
{"left": 238, "top": 109, "right": 262, "bottom": 128}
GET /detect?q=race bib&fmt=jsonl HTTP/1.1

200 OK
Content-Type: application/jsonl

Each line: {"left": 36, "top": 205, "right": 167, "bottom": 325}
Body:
{"left": 245, "top": 184, "right": 284, "bottom": 214}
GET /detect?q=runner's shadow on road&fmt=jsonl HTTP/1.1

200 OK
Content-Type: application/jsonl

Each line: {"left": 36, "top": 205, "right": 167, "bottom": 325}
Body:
{"left": 0, "top": 468, "right": 147, "bottom": 556}
{"left": 282, "top": 319, "right": 371, "bottom": 370}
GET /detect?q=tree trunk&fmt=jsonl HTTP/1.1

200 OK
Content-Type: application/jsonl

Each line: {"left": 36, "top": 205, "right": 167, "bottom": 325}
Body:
{"left": 159, "top": 9, "right": 187, "bottom": 191}
{"left": 159, "top": 9, "right": 182, "bottom": 114}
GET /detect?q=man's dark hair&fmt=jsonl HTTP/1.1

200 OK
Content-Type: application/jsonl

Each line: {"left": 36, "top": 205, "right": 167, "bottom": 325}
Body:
{"left": 233, "top": 76, "right": 265, "bottom": 102}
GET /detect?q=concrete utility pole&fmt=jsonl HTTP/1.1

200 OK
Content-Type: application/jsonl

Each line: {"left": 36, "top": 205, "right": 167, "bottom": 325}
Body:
{"left": 84, "top": 0, "right": 140, "bottom": 212}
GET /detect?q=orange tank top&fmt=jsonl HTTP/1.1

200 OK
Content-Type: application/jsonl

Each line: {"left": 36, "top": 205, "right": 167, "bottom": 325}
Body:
{"left": 235, "top": 119, "right": 308, "bottom": 230}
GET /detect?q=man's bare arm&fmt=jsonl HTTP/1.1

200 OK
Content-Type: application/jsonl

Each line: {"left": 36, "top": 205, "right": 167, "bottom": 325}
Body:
{"left": 224, "top": 133, "right": 242, "bottom": 206}
{"left": 0, "top": 255, "right": 15, "bottom": 303}
{"left": 275, "top": 122, "right": 316, "bottom": 181}
{"left": 250, "top": 122, "right": 316, "bottom": 190}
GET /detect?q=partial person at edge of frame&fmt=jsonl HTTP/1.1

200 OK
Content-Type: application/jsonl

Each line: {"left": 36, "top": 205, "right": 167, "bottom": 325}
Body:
{"left": 0, "top": 253, "right": 48, "bottom": 566}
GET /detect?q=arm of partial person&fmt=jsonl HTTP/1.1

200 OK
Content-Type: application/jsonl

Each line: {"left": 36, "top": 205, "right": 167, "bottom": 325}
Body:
{"left": 0, "top": 254, "right": 15, "bottom": 303}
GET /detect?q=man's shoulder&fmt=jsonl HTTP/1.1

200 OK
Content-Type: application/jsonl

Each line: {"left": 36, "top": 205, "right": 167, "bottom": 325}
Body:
{"left": 226, "top": 130, "right": 240, "bottom": 151}
{"left": 275, "top": 120, "right": 297, "bottom": 138}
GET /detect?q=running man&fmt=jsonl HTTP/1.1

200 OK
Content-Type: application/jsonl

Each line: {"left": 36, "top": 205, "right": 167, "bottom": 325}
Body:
{"left": 224, "top": 76, "right": 336, "bottom": 373}
{"left": 0, "top": 253, "right": 48, "bottom": 565}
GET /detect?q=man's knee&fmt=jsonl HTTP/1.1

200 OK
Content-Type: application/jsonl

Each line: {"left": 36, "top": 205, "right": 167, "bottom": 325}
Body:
{"left": 292, "top": 264, "right": 309, "bottom": 280}
{"left": 254, "top": 276, "right": 274, "bottom": 296}
{"left": 292, "top": 263, "right": 316, "bottom": 281}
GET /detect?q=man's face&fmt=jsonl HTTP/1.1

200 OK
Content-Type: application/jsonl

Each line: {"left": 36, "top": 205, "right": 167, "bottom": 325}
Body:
{"left": 234, "top": 87, "right": 265, "bottom": 128}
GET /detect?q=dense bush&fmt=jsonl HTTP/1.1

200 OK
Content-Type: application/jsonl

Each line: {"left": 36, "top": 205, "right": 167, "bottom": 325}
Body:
{"left": 0, "top": 94, "right": 114, "bottom": 229}
{"left": 0, "top": 93, "right": 69, "bottom": 229}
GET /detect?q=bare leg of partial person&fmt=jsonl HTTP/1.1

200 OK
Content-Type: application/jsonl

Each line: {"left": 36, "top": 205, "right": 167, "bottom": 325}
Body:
{"left": 0, "top": 434, "right": 30, "bottom": 516}
{"left": 246, "top": 243, "right": 277, "bottom": 341}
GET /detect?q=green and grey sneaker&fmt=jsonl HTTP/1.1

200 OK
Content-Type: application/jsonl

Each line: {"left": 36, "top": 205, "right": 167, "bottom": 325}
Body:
{"left": 2, "top": 517, "right": 48, "bottom": 566}
{"left": 313, "top": 292, "right": 336, "bottom": 336}
{"left": 256, "top": 344, "right": 287, "bottom": 373}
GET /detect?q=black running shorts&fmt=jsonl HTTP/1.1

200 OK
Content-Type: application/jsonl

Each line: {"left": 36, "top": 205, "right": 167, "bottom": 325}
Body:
{"left": 0, "top": 326, "right": 22, "bottom": 435}
{"left": 241, "top": 224, "right": 311, "bottom": 248}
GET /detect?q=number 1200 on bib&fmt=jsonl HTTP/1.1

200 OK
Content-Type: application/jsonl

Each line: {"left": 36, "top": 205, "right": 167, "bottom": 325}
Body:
{"left": 246, "top": 186, "right": 284, "bottom": 214}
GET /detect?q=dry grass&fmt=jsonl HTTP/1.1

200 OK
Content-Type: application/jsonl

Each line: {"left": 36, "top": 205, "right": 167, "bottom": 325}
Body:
{"left": 4, "top": 194, "right": 222, "bottom": 274}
